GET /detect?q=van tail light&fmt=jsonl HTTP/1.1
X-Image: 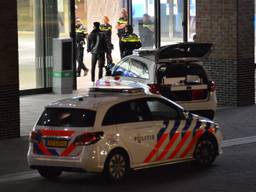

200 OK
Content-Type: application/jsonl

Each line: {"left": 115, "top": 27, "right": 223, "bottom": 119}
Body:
{"left": 73, "top": 132, "right": 104, "bottom": 146}
{"left": 148, "top": 84, "right": 160, "bottom": 94}
{"left": 208, "top": 81, "right": 216, "bottom": 92}
{"left": 29, "top": 131, "right": 40, "bottom": 143}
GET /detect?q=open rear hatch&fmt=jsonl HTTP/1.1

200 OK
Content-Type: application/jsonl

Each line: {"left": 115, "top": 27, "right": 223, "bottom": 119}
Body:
{"left": 157, "top": 42, "right": 212, "bottom": 61}
{"left": 156, "top": 43, "right": 213, "bottom": 102}
{"left": 158, "top": 63, "right": 209, "bottom": 101}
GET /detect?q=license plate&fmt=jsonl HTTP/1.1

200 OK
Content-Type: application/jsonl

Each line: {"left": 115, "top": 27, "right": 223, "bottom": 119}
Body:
{"left": 46, "top": 139, "right": 68, "bottom": 148}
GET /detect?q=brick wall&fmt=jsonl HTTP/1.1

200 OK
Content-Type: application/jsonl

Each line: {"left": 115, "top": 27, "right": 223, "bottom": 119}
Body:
{"left": 204, "top": 59, "right": 237, "bottom": 106}
{"left": 197, "top": 0, "right": 255, "bottom": 106}
{"left": 0, "top": 1, "right": 20, "bottom": 139}
{"left": 237, "top": 0, "right": 255, "bottom": 106}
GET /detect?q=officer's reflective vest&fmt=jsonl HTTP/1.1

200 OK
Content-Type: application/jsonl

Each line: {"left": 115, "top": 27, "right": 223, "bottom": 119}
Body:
{"left": 76, "top": 27, "right": 88, "bottom": 35}
{"left": 117, "top": 18, "right": 128, "bottom": 25}
{"left": 99, "top": 25, "right": 112, "bottom": 32}
{"left": 121, "top": 34, "right": 141, "bottom": 43}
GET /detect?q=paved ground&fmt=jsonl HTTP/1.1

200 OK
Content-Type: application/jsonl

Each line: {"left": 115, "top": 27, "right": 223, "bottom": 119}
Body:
{"left": 0, "top": 140, "right": 255, "bottom": 192}
{"left": 0, "top": 137, "right": 29, "bottom": 176}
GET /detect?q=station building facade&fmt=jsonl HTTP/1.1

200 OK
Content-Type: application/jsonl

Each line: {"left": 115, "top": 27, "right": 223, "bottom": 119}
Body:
{"left": 0, "top": 0, "right": 255, "bottom": 139}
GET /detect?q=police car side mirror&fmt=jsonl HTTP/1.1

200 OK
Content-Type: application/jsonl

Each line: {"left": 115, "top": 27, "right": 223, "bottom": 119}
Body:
{"left": 183, "top": 111, "right": 191, "bottom": 120}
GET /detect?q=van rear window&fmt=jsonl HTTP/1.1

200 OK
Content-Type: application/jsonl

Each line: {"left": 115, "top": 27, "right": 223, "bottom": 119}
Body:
{"left": 37, "top": 108, "right": 96, "bottom": 127}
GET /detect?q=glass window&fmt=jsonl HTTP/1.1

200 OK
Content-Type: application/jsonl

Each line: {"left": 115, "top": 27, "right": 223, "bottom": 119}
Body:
{"left": 37, "top": 108, "right": 96, "bottom": 127}
{"left": 102, "top": 102, "right": 139, "bottom": 125}
{"left": 58, "top": 0, "right": 71, "bottom": 38}
{"left": 160, "top": 0, "right": 184, "bottom": 46}
{"left": 188, "top": 0, "right": 196, "bottom": 41}
{"left": 102, "top": 100, "right": 151, "bottom": 125}
{"left": 17, "top": 0, "right": 38, "bottom": 90}
{"left": 146, "top": 99, "right": 179, "bottom": 120}
{"left": 112, "top": 59, "right": 131, "bottom": 76}
{"left": 130, "top": 59, "right": 150, "bottom": 79}
{"left": 132, "top": 0, "right": 155, "bottom": 48}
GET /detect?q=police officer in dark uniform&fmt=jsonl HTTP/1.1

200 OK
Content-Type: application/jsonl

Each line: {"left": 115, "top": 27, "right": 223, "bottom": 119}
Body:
{"left": 87, "top": 22, "right": 108, "bottom": 82}
{"left": 120, "top": 25, "right": 142, "bottom": 58}
{"left": 100, "top": 16, "right": 114, "bottom": 75}
{"left": 139, "top": 14, "right": 154, "bottom": 48}
{"left": 75, "top": 18, "right": 89, "bottom": 77}
{"left": 116, "top": 8, "right": 128, "bottom": 58}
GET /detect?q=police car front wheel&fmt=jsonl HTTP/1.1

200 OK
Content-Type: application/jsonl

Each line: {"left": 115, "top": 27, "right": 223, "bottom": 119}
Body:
{"left": 194, "top": 136, "right": 218, "bottom": 166}
{"left": 104, "top": 151, "right": 129, "bottom": 181}
{"left": 38, "top": 168, "right": 62, "bottom": 180}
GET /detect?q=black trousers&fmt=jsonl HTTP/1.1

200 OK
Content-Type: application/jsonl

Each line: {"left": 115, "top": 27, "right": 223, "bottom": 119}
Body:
{"left": 77, "top": 46, "right": 88, "bottom": 76}
{"left": 119, "top": 40, "right": 124, "bottom": 59}
{"left": 105, "top": 50, "right": 113, "bottom": 65}
{"left": 91, "top": 53, "right": 105, "bottom": 82}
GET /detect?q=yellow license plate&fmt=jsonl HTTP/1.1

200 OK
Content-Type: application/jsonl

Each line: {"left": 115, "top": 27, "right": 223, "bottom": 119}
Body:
{"left": 46, "top": 140, "right": 68, "bottom": 148}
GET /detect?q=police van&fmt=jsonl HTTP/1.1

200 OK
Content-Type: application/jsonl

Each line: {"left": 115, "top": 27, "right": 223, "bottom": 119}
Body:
{"left": 27, "top": 87, "right": 222, "bottom": 181}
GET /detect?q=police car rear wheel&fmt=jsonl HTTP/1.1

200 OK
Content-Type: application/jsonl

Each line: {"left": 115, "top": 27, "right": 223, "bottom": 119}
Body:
{"left": 194, "top": 137, "right": 217, "bottom": 166}
{"left": 104, "top": 151, "right": 129, "bottom": 181}
{"left": 38, "top": 168, "right": 62, "bottom": 180}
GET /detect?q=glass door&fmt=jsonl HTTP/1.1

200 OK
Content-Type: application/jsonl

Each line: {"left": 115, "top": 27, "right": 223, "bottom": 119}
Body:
{"left": 132, "top": 0, "right": 156, "bottom": 48}
{"left": 58, "top": 0, "right": 72, "bottom": 38}
{"left": 18, "top": 0, "right": 38, "bottom": 90}
{"left": 75, "top": 0, "right": 128, "bottom": 89}
{"left": 18, "top": 0, "right": 72, "bottom": 92}
{"left": 160, "top": 0, "right": 184, "bottom": 46}
{"left": 188, "top": 0, "right": 196, "bottom": 41}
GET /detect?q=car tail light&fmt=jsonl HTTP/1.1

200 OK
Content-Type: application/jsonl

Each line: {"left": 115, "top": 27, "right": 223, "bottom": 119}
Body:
{"left": 29, "top": 131, "right": 40, "bottom": 143}
{"left": 73, "top": 132, "right": 104, "bottom": 146}
{"left": 114, "top": 76, "right": 120, "bottom": 81}
{"left": 208, "top": 81, "right": 216, "bottom": 92}
{"left": 148, "top": 84, "right": 160, "bottom": 94}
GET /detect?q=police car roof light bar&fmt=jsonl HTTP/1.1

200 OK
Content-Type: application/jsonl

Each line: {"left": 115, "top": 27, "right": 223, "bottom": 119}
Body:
{"left": 88, "top": 87, "right": 145, "bottom": 95}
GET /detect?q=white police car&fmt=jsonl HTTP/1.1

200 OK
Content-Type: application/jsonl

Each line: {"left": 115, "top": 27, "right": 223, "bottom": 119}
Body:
{"left": 27, "top": 87, "right": 222, "bottom": 181}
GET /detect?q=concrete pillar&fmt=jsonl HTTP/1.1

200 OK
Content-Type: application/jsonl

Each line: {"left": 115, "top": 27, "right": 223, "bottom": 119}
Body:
{"left": 196, "top": 0, "right": 255, "bottom": 106}
{"left": 0, "top": 1, "right": 20, "bottom": 139}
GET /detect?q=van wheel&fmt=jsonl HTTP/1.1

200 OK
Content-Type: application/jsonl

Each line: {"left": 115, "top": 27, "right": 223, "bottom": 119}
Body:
{"left": 194, "top": 137, "right": 218, "bottom": 166}
{"left": 104, "top": 151, "right": 129, "bottom": 181}
{"left": 38, "top": 168, "right": 62, "bottom": 180}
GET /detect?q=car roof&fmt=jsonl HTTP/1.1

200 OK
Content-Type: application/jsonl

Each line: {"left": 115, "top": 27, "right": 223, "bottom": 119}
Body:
{"left": 46, "top": 93, "right": 183, "bottom": 110}
{"left": 46, "top": 95, "right": 122, "bottom": 111}
{"left": 123, "top": 54, "right": 153, "bottom": 63}
{"left": 128, "top": 44, "right": 211, "bottom": 68}
{"left": 45, "top": 87, "right": 150, "bottom": 111}
{"left": 133, "top": 43, "right": 212, "bottom": 60}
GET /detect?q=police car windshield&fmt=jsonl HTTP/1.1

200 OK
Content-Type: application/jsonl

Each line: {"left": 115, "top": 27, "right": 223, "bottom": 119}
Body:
{"left": 37, "top": 108, "right": 96, "bottom": 127}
